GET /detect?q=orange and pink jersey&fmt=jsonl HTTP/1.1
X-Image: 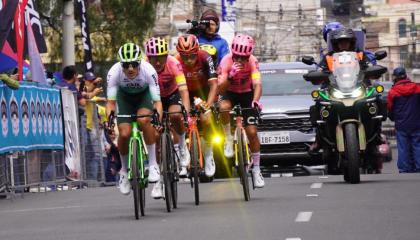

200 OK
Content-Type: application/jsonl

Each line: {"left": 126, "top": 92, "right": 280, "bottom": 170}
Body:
{"left": 149, "top": 55, "right": 186, "bottom": 97}
{"left": 218, "top": 53, "right": 261, "bottom": 93}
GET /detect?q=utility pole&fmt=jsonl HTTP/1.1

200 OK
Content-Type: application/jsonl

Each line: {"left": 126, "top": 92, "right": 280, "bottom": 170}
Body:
{"left": 297, "top": 4, "right": 302, "bottom": 60}
{"left": 411, "top": 12, "right": 417, "bottom": 67}
{"left": 63, "top": 0, "right": 75, "bottom": 68}
{"left": 193, "top": 0, "right": 201, "bottom": 20}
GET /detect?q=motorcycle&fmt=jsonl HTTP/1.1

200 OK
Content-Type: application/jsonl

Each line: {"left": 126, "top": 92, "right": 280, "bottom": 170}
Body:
{"left": 302, "top": 51, "right": 387, "bottom": 183}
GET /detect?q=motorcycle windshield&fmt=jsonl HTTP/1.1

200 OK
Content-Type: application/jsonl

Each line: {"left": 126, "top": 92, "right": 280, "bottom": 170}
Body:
{"left": 331, "top": 52, "right": 360, "bottom": 93}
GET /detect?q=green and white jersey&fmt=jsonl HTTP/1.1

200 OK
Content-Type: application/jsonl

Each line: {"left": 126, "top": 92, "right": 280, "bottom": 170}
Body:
{"left": 106, "top": 61, "right": 160, "bottom": 101}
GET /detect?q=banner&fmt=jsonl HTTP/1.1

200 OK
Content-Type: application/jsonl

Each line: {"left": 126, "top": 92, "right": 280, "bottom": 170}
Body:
{"left": 27, "top": 18, "right": 46, "bottom": 84}
{"left": 0, "top": 0, "right": 19, "bottom": 51}
{"left": 77, "top": 0, "right": 94, "bottom": 72}
{"left": 14, "top": 0, "right": 28, "bottom": 81}
{"left": 0, "top": 82, "right": 64, "bottom": 153}
{"left": 61, "top": 89, "right": 82, "bottom": 180}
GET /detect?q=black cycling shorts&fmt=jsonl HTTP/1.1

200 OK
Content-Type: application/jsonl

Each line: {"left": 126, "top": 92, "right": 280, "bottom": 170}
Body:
{"left": 220, "top": 91, "right": 259, "bottom": 126}
{"left": 161, "top": 90, "right": 181, "bottom": 111}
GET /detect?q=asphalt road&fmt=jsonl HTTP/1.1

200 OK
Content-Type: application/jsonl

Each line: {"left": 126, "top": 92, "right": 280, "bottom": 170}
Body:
{"left": 0, "top": 154, "right": 419, "bottom": 240}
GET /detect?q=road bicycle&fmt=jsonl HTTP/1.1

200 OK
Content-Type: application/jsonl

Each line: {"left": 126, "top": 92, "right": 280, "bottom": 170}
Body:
{"left": 108, "top": 111, "right": 158, "bottom": 219}
{"left": 213, "top": 104, "right": 261, "bottom": 201}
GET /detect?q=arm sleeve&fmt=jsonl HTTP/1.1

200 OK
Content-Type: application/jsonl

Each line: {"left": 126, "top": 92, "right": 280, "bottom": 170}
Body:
{"left": 250, "top": 55, "right": 261, "bottom": 85}
{"left": 203, "top": 53, "right": 218, "bottom": 81}
{"left": 106, "top": 66, "right": 118, "bottom": 101}
{"left": 217, "top": 56, "right": 229, "bottom": 85}
{"left": 147, "top": 68, "right": 161, "bottom": 102}
{"left": 387, "top": 89, "right": 395, "bottom": 121}
{"left": 172, "top": 59, "right": 187, "bottom": 87}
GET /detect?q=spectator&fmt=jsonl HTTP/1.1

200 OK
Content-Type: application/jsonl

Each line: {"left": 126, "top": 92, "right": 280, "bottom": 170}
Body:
{"left": 60, "top": 66, "right": 86, "bottom": 106}
{"left": 197, "top": 9, "right": 230, "bottom": 65}
{"left": 82, "top": 71, "right": 105, "bottom": 180}
{"left": 387, "top": 67, "right": 420, "bottom": 173}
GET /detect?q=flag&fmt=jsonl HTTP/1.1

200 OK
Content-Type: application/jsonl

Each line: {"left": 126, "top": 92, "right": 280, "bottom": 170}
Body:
{"left": 0, "top": 0, "right": 19, "bottom": 50}
{"left": 14, "top": 0, "right": 28, "bottom": 81}
{"left": 7, "top": 0, "right": 47, "bottom": 56}
{"left": 27, "top": 18, "right": 46, "bottom": 84}
{"left": 77, "top": 0, "right": 94, "bottom": 72}
{"left": 26, "top": 0, "right": 47, "bottom": 53}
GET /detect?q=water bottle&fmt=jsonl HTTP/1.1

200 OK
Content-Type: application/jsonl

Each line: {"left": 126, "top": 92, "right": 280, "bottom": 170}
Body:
{"left": 194, "top": 97, "right": 211, "bottom": 115}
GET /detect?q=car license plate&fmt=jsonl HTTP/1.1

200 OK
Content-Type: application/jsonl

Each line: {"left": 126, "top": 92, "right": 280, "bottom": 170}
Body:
{"left": 258, "top": 131, "right": 290, "bottom": 145}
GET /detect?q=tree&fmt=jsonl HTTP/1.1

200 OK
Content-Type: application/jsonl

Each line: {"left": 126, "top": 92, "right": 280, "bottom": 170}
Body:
{"left": 36, "top": 0, "right": 172, "bottom": 64}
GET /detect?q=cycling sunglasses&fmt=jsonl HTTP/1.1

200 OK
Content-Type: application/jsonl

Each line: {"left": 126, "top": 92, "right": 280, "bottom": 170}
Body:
{"left": 180, "top": 53, "right": 198, "bottom": 61}
{"left": 121, "top": 61, "right": 140, "bottom": 69}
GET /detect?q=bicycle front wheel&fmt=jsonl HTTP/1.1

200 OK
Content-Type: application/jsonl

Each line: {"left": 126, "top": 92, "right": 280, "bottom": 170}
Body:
{"left": 161, "top": 133, "right": 172, "bottom": 212}
{"left": 131, "top": 140, "right": 142, "bottom": 219}
{"left": 191, "top": 131, "right": 200, "bottom": 205}
{"left": 236, "top": 128, "right": 250, "bottom": 201}
{"left": 170, "top": 134, "right": 178, "bottom": 209}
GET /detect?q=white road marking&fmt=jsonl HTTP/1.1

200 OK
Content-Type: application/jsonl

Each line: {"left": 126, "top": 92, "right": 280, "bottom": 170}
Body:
{"left": 0, "top": 205, "right": 82, "bottom": 213}
{"left": 282, "top": 173, "right": 293, "bottom": 177}
{"left": 271, "top": 173, "right": 281, "bottom": 178}
{"left": 306, "top": 194, "right": 319, "bottom": 197}
{"left": 295, "top": 211, "right": 313, "bottom": 222}
{"left": 310, "top": 183, "right": 323, "bottom": 189}
{"left": 285, "top": 238, "right": 302, "bottom": 240}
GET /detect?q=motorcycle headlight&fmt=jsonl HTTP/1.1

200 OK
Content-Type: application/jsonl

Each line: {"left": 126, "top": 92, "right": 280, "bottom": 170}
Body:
{"left": 331, "top": 89, "right": 345, "bottom": 98}
{"left": 350, "top": 87, "right": 364, "bottom": 98}
{"left": 331, "top": 87, "right": 364, "bottom": 99}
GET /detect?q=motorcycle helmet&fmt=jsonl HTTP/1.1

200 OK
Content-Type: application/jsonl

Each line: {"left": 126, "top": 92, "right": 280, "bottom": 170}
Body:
{"left": 330, "top": 28, "right": 356, "bottom": 52}
{"left": 322, "top": 22, "right": 343, "bottom": 42}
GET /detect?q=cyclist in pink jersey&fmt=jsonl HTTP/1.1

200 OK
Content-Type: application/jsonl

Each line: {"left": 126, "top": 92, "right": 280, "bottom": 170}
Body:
{"left": 218, "top": 33, "right": 264, "bottom": 188}
{"left": 145, "top": 37, "right": 191, "bottom": 198}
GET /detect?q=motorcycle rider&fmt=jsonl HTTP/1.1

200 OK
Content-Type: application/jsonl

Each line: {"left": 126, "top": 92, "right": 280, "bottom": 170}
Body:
{"left": 309, "top": 28, "right": 383, "bottom": 171}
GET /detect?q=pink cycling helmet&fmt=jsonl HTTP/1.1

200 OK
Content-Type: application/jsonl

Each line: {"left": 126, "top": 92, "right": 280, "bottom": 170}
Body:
{"left": 145, "top": 37, "right": 168, "bottom": 56}
{"left": 231, "top": 34, "right": 255, "bottom": 56}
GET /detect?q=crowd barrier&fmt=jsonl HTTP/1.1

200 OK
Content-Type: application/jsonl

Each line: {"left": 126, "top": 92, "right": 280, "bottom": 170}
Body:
{"left": 0, "top": 82, "right": 112, "bottom": 199}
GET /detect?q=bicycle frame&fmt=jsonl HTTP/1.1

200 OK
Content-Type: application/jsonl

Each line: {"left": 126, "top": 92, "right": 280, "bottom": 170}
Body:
{"left": 128, "top": 121, "right": 148, "bottom": 187}
{"left": 233, "top": 114, "right": 250, "bottom": 167}
{"left": 188, "top": 109, "right": 204, "bottom": 169}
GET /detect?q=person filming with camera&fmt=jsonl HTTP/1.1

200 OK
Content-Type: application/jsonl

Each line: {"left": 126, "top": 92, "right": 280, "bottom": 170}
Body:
{"left": 190, "top": 9, "right": 229, "bottom": 65}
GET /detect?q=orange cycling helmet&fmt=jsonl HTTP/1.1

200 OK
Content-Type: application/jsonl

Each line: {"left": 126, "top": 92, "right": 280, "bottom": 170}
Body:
{"left": 176, "top": 34, "right": 199, "bottom": 54}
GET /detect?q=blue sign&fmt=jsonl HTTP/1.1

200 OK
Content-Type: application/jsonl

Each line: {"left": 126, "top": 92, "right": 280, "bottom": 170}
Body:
{"left": 222, "top": 0, "right": 236, "bottom": 22}
{"left": 0, "top": 82, "right": 64, "bottom": 153}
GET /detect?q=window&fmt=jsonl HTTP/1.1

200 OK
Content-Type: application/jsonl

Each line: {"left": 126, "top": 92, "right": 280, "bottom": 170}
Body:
{"left": 398, "top": 19, "right": 407, "bottom": 38}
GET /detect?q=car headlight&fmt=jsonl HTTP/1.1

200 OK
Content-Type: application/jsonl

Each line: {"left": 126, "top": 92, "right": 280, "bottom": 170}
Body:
{"left": 331, "top": 87, "right": 364, "bottom": 99}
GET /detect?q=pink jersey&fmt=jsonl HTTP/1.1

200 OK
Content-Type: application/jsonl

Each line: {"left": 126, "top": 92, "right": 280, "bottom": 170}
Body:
{"left": 218, "top": 53, "right": 261, "bottom": 93}
{"left": 151, "top": 55, "right": 186, "bottom": 97}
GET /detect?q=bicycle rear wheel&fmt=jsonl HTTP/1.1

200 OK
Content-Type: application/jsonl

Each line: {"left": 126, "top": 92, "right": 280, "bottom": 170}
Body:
{"left": 161, "top": 133, "right": 172, "bottom": 212}
{"left": 131, "top": 140, "right": 141, "bottom": 219}
{"left": 236, "top": 128, "right": 250, "bottom": 201}
{"left": 191, "top": 131, "right": 200, "bottom": 205}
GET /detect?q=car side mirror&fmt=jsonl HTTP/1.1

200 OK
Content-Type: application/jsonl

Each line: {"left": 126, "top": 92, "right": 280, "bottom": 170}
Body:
{"left": 303, "top": 70, "right": 329, "bottom": 85}
{"left": 374, "top": 50, "right": 387, "bottom": 61}
{"left": 365, "top": 65, "right": 388, "bottom": 77}
{"left": 302, "top": 56, "right": 315, "bottom": 65}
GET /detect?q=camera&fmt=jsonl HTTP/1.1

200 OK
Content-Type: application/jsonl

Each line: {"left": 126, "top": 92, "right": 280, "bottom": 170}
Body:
{"left": 186, "top": 19, "right": 210, "bottom": 36}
